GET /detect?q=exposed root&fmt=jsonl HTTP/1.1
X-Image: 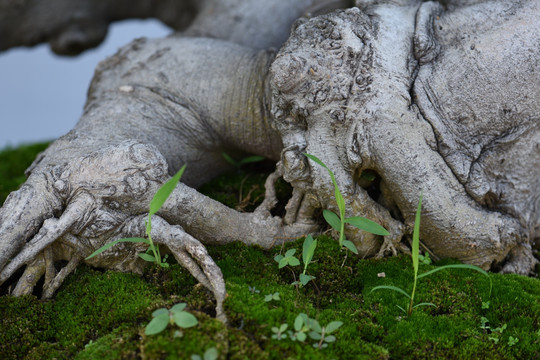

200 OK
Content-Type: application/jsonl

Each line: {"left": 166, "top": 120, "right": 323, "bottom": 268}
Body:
{"left": 254, "top": 167, "right": 283, "bottom": 217}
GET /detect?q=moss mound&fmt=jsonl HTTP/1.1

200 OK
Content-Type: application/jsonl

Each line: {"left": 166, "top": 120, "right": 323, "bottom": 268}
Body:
{"left": 0, "top": 144, "right": 539, "bottom": 359}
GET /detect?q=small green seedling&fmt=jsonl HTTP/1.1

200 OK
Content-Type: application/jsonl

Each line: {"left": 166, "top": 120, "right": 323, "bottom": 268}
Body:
{"left": 288, "top": 313, "right": 311, "bottom": 342}
{"left": 222, "top": 153, "right": 265, "bottom": 168}
{"left": 307, "top": 318, "right": 343, "bottom": 349}
{"left": 248, "top": 286, "right": 260, "bottom": 294}
{"left": 304, "top": 153, "right": 389, "bottom": 254}
{"left": 370, "top": 191, "right": 492, "bottom": 316}
{"left": 418, "top": 252, "right": 432, "bottom": 265}
{"left": 275, "top": 249, "right": 300, "bottom": 268}
{"left": 271, "top": 323, "right": 288, "bottom": 340}
{"left": 264, "top": 292, "right": 281, "bottom": 302}
{"left": 86, "top": 165, "right": 186, "bottom": 268}
{"left": 275, "top": 235, "right": 318, "bottom": 286}
{"left": 191, "top": 347, "right": 218, "bottom": 360}
{"left": 145, "top": 302, "right": 198, "bottom": 336}
{"left": 507, "top": 336, "right": 519, "bottom": 346}
{"left": 299, "top": 235, "right": 317, "bottom": 285}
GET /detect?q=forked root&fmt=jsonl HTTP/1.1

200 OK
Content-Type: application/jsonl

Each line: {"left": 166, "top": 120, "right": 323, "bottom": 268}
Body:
{"left": 122, "top": 215, "right": 228, "bottom": 322}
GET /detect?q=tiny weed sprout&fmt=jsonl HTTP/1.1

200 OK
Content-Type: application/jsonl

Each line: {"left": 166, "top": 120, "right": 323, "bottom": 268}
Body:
{"left": 307, "top": 318, "right": 343, "bottom": 349}
{"left": 288, "top": 313, "right": 311, "bottom": 342}
{"left": 300, "top": 235, "right": 317, "bottom": 286}
{"left": 274, "top": 249, "right": 300, "bottom": 268}
{"left": 274, "top": 235, "right": 318, "bottom": 286}
{"left": 264, "top": 292, "right": 280, "bottom": 302}
{"left": 222, "top": 152, "right": 265, "bottom": 168}
{"left": 86, "top": 165, "right": 186, "bottom": 268}
{"left": 271, "top": 323, "right": 288, "bottom": 340}
{"left": 191, "top": 347, "right": 218, "bottom": 360}
{"left": 507, "top": 336, "right": 519, "bottom": 347}
{"left": 304, "top": 153, "right": 389, "bottom": 254}
{"left": 145, "top": 302, "right": 198, "bottom": 336}
{"left": 370, "top": 191, "right": 493, "bottom": 316}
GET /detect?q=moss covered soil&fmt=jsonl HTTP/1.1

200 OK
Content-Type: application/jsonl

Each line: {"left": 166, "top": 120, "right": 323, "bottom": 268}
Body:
{"left": 0, "top": 144, "right": 539, "bottom": 359}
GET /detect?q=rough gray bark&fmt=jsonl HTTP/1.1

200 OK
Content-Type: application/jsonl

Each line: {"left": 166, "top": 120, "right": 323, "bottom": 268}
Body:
{"left": 0, "top": 0, "right": 538, "bottom": 321}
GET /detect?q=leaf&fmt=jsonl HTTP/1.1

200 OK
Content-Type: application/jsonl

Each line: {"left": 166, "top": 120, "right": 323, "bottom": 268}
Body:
{"left": 238, "top": 155, "right": 265, "bottom": 165}
{"left": 342, "top": 240, "right": 359, "bottom": 254}
{"left": 344, "top": 216, "right": 390, "bottom": 236}
{"left": 300, "top": 273, "right": 314, "bottom": 286}
{"left": 309, "top": 319, "right": 322, "bottom": 333}
{"left": 334, "top": 186, "right": 346, "bottom": 219}
{"left": 323, "top": 210, "right": 341, "bottom": 232}
{"left": 279, "top": 324, "right": 288, "bottom": 332}
{"left": 309, "top": 331, "right": 322, "bottom": 340}
{"left": 274, "top": 254, "right": 284, "bottom": 263}
{"left": 173, "top": 312, "right": 198, "bottom": 328}
{"left": 138, "top": 253, "right": 156, "bottom": 262}
{"left": 170, "top": 303, "right": 187, "bottom": 313}
{"left": 324, "top": 335, "right": 336, "bottom": 343}
{"left": 203, "top": 347, "right": 219, "bottom": 360}
{"left": 302, "top": 235, "right": 317, "bottom": 266}
{"left": 145, "top": 313, "right": 169, "bottom": 335}
{"left": 396, "top": 304, "right": 407, "bottom": 314}
{"left": 85, "top": 237, "right": 150, "bottom": 260}
{"left": 412, "top": 191, "right": 423, "bottom": 278}
{"left": 191, "top": 355, "right": 202, "bottom": 360}
{"left": 297, "top": 332, "right": 307, "bottom": 342}
{"left": 222, "top": 153, "right": 238, "bottom": 167}
{"left": 325, "top": 321, "right": 343, "bottom": 334}
{"left": 149, "top": 165, "right": 186, "bottom": 216}
{"left": 413, "top": 302, "right": 436, "bottom": 309}
{"left": 294, "top": 315, "right": 304, "bottom": 331}
{"left": 278, "top": 258, "right": 288, "bottom": 269}
{"left": 152, "top": 308, "right": 168, "bottom": 317}
{"left": 273, "top": 292, "right": 281, "bottom": 301}
{"left": 288, "top": 257, "right": 300, "bottom": 267}
{"left": 417, "top": 264, "right": 492, "bottom": 296}
{"left": 370, "top": 285, "right": 411, "bottom": 299}
{"left": 304, "top": 153, "right": 329, "bottom": 170}
{"left": 285, "top": 249, "right": 296, "bottom": 257}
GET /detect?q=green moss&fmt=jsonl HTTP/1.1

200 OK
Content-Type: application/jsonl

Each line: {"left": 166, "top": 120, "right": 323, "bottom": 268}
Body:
{"left": 1, "top": 143, "right": 539, "bottom": 359}
{"left": 0, "top": 142, "right": 50, "bottom": 205}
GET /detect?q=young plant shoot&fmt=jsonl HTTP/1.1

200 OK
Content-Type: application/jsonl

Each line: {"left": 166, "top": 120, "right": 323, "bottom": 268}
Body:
{"left": 304, "top": 153, "right": 389, "bottom": 254}
{"left": 370, "top": 191, "right": 492, "bottom": 316}
{"left": 86, "top": 165, "right": 187, "bottom": 268}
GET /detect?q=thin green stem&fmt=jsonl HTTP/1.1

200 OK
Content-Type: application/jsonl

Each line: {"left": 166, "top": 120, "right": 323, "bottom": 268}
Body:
{"left": 408, "top": 276, "right": 417, "bottom": 316}
{"left": 339, "top": 221, "right": 345, "bottom": 247}
{"left": 147, "top": 232, "right": 161, "bottom": 265}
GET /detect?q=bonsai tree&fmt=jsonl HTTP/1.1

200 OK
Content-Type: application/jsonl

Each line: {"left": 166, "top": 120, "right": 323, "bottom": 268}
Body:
{"left": 0, "top": 0, "right": 538, "bottom": 320}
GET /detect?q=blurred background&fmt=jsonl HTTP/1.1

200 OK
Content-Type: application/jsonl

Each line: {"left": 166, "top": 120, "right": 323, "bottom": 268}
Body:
{"left": 0, "top": 19, "right": 170, "bottom": 149}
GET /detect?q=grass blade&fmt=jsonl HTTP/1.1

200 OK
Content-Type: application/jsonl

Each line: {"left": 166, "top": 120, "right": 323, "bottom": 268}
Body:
{"left": 85, "top": 237, "right": 149, "bottom": 260}
{"left": 304, "top": 153, "right": 328, "bottom": 170}
{"left": 412, "top": 191, "right": 423, "bottom": 278}
{"left": 396, "top": 304, "right": 407, "bottom": 314}
{"left": 149, "top": 165, "right": 186, "bottom": 216}
{"left": 413, "top": 302, "right": 436, "bottom": 309}
{"left": 370, "top": 285, "right": 411, "bottom": 299}
{"left": 418, "top": 264, "right": 492, "bottom": 296}
{"left": 238, "top": 155, "right": 265, "bottom": 165}
{"left": 222, "top": 153, "right": 238, "bottom": 167}
{"left": 344, "top": 216, "right": 390, "bottom": 236}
